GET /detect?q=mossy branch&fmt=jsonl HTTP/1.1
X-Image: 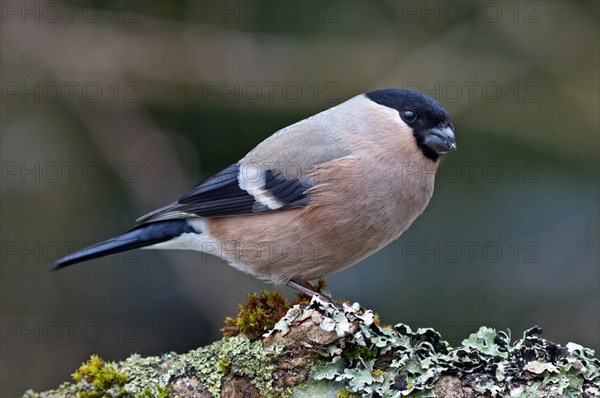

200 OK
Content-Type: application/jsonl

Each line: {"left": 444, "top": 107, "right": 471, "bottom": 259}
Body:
{"left": 25, "top": 289, "right": 600, "bottom": 398}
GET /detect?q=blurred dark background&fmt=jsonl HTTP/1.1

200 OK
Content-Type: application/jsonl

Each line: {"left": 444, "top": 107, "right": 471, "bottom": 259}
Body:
{"left": 1, "top": 1, "right": 598, "bottom": 396}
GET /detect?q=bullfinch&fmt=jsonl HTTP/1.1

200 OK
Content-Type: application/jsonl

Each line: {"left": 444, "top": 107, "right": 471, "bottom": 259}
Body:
{"left": 54, "top": 89, "right": 456, "bottom": 296}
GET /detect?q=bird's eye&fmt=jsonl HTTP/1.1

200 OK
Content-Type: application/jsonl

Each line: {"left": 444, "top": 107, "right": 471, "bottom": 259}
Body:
{"left": 401, "top": 109, "right": 417, "bottom": 123}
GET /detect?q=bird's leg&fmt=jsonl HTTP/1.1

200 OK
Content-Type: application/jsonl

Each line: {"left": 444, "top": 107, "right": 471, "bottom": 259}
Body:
{"left": 286, "top": 280, "right": 334, "bottom": 304}
{"left": 286, "top": 280, "right": 319, "bottom": 296}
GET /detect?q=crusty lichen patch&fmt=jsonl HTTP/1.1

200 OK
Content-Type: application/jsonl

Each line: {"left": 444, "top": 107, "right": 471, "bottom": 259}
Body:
{"left": 24, "top": 335, "right": 284, "bottom": 398}
{"left": 120, "top": 335, "right": 284, "bottom": 397}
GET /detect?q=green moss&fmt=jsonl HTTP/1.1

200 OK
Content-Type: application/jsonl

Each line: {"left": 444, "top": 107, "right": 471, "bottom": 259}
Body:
{"left": 217, "top": 357, "right": 232, "bottom": 374}
{"left": 371, "top": 369, "right": 384, "bottom": 378}
{"left": 222, "top": 290, "right": 290, "bottom": 339}
{"left": 335, "top": 389, "right": 359, "bottom": 398}
{"left": 71, "top": 355, "right": 127, "bottom": 398}
{"left": 138, "top": 384, "right": 169, "bottom": 398}
{"left": 341, "top": 343, "right": 377, "bottom": 364}
{"left": 222, "top": 281, "right": 344, "bottom": 340}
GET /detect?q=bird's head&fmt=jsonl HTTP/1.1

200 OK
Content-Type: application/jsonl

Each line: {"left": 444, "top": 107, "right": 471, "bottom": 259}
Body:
{"left": 366, "top": 88, "right": 456, "bottom": 161}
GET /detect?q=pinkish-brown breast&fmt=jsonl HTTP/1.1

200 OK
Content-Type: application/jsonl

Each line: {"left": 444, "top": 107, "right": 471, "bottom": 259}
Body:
{"left": 206, "top": 155, "right": 437, "bottom": 284}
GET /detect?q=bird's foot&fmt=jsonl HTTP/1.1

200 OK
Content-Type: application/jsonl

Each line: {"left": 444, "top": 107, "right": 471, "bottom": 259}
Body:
{"left": 286, "top": 279, "right": 339, "bottom": 307}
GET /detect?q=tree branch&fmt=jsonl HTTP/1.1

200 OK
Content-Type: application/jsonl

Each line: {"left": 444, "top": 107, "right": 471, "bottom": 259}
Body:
{"left": 25, "top": 296, "right": 600, "bottom": 398}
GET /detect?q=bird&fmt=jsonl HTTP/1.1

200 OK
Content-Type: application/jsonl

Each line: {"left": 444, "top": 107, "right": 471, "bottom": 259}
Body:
{"left": 53, "top": 88, "right": 456, "bottom": 297}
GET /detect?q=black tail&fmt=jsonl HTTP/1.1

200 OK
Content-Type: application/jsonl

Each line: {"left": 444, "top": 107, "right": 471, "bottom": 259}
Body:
{"left": 53, "top": 220, "right": 195, "bottom": 269}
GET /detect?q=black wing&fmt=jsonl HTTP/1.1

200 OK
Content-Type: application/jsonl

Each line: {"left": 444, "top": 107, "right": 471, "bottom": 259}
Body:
{"left": 136, "top": 163, "right": 313, "bottom": 224}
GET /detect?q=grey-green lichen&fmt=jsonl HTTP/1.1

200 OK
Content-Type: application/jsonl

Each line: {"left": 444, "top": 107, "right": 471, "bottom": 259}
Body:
{"left": 286, "top": 297, "right": 600, "bottom": 397}
{"left": 24, "top": 296, "right": 600, "bottom": 398}
{"left": 25, "top": 335, "right": 284, "bottom": 398}
{"left": 119, "top": 335, "right": 283, "bottom": 397}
